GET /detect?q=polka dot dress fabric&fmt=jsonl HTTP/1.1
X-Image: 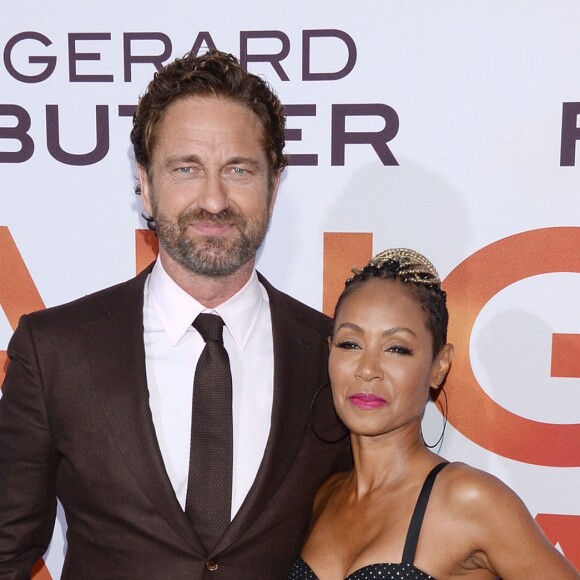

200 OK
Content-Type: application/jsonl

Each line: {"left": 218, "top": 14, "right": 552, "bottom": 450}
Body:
{"left": 288, "top": 558, "right": 434, "bottom": 580}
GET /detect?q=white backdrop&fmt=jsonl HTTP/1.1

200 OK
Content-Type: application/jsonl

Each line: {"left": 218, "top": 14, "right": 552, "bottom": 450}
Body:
{"left": 1, "top": 2, "right": 579, "bottom": 576}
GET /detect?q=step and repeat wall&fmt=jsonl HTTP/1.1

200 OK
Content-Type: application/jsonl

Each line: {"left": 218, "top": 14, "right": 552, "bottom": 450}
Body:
{"left": 1, "top": 1, "right": 579, "bottom": 576}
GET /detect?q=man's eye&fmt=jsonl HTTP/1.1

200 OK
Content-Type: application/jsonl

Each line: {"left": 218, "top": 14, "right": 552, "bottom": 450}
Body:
{"left": 231, "top": 167, "right": 248, "bottom": 175}
{"left": 177, "top": 167, "right": 192, "bottom": 174}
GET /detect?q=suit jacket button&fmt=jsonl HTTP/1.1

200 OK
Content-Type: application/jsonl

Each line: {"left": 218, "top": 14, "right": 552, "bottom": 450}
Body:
{"left": 206, "top": 560, "right": 219, "bottom": 571}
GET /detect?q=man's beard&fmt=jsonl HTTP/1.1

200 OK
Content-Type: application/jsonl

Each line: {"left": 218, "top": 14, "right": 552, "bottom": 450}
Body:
{"left": 152, "top": 202, "right": 271, "bottom": 277}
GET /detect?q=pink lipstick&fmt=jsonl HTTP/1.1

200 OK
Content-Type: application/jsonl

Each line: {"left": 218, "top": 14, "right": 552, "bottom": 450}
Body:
{"left": 348, "top": 393, "right": 387, "bottom": 410}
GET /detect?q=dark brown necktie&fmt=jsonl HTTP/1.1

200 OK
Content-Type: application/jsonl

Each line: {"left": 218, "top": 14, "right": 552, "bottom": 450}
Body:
{"left": 185, "top": 313, "right": 233, "bottom": 552}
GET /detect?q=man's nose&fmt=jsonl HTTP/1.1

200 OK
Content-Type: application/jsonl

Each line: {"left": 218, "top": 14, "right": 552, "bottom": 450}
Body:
{"left": 196, "top": 172, "right": 229, "bottom": 214}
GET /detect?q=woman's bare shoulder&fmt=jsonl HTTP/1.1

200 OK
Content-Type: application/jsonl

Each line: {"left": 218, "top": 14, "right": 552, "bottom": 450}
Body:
{"left": 436, "top": 461, "right": 522, "bottom": 511}
{"left": 431, "top": 462, "right": 579, "bottom": 578}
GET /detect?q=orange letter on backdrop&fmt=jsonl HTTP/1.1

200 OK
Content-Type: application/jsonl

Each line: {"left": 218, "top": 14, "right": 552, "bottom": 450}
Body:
{"left": 0, "top": 227, "right": 45, "bottom": 385}
{"left": 551, "top": 333, "right": 580, "bottom": 378}
{"left": 322, "top": 232, "right": 372, "bottom": 316}
{"left": 0, "top": 227, "right": 50, "bottom": 579}
{"left": 443, "top": 227, "right": 580, "bottom": 468}
{"left": 135, "top": 229, "right": 158, "bottom": 274}
{"left": 535, "top": 514, "right": 580, "bottom": 570}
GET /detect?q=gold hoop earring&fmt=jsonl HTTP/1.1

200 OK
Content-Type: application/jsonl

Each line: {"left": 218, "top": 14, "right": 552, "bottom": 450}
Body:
{"left": 421, "top": 385, "right": 448, "bottom": 451}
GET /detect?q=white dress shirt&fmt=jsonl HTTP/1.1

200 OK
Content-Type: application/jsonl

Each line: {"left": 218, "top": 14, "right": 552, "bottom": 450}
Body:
{"left": 143, "top": 259, "right": 274, "bottom": 518}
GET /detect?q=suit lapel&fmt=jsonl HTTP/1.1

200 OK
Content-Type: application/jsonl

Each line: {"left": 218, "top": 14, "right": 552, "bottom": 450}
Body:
{"left": 84, "top": 266, "right": 204, "bottom": 554}
{"left": 217, "top": 277, "right": 328, "bottom": 548}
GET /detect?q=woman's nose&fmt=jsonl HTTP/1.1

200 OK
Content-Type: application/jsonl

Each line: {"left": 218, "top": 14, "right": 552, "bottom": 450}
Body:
{"left": 355, "top": 349, "right": 384, "bottom": 382}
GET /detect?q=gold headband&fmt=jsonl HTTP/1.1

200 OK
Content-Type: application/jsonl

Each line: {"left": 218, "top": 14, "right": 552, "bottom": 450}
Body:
{"left": 353, "top": 248, "right": 441, "bottom": 286}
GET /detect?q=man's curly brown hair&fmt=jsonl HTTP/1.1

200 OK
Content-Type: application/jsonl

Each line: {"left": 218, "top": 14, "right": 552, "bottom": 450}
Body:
{"left": 130, "top": 49, "right": 288, "bottom": 193}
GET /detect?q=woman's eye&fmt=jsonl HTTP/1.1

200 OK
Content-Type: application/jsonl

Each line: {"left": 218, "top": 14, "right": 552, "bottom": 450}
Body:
{"left": 387, "top": 345, "right": 412, "bottom": 355}
{"left": 336, "top": 341, "right": 360, "bottom": 350}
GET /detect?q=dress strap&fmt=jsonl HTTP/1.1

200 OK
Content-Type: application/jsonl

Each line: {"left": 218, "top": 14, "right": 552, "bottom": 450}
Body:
{"left": 401, "top": 462, "right": 449, "bottom": 564}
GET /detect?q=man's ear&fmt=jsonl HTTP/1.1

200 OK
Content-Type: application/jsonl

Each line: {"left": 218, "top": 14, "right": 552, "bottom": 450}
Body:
{"left": 138, "top": 165, "right": 153, "bottom": 216}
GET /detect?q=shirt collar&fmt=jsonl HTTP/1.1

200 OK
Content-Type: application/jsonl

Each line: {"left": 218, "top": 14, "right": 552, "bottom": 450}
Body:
{"left": 148, "top": 259, "right": 265, "bottom": 347}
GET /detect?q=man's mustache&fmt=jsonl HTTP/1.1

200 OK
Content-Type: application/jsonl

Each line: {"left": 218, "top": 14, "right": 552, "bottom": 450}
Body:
{"left": 177, "top": 208, "right": 242, "bottom": 228}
